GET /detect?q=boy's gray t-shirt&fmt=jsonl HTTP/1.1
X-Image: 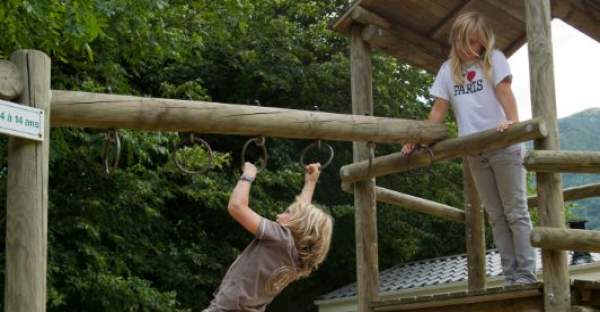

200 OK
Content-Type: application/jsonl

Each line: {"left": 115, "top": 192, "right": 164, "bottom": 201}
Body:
{"left": 207, "top": 218, "right": 299, "bottom": 312}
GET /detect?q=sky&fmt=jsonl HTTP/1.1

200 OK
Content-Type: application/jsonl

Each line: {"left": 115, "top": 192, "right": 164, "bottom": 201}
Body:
{"left": 509, "top": 19, "right": 600, "bottom": 120}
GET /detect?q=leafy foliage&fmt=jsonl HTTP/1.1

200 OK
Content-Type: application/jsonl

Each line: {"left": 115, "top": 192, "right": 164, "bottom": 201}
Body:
{"left": 0, "top": 1, "right": 468, "bottom": 311}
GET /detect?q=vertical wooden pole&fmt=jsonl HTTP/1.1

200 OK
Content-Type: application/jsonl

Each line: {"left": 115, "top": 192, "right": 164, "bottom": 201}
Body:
{"left": 351, "top": 25, "right": 379, "bottom": 312}
{"left": 464, "top": 159, "right": 486, "bottom": 291}
{"left": 5, "top": 50, "right": 51, "bottom": 312}
{"left": 524, "top": 1, "right": 570, "bottom": 311}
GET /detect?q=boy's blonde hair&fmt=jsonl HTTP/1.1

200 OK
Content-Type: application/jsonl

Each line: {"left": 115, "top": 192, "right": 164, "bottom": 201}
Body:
{"left": 449, "top": 12, "right": 495, "bottom": 85}
{"left": 266, "top": 199, "right": 333, "bottom": 294}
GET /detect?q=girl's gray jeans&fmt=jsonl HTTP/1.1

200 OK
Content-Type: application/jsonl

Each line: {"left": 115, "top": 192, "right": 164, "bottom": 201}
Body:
{"left": 467, "top": 144, "right": 537, "bottom": 283}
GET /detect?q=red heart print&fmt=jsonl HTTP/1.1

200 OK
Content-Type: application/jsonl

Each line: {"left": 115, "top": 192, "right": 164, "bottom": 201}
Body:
{"left": 466, "top": 70, "right": 476, "bottom": 82}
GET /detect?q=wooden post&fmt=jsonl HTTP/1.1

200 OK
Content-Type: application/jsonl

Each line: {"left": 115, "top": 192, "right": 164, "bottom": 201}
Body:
{"left": 525, "top": 0, "right": 570, "bottom": 310}
{"left": 464, "top": 159, "right": 486, "bottom": 291}
{"left": 351, "top": 25, "right": 378, "bottom": 312}
{"left": 5, "top": 50, "right": 51, "bottom": 312}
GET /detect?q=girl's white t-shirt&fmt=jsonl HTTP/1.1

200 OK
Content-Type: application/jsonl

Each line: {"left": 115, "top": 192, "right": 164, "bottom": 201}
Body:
{"left": 430, "top": 50, "right": 512, "bottom": 137}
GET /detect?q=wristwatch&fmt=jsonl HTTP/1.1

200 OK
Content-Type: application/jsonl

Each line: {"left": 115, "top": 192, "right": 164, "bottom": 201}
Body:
{"left": 239, "top": 175, "right": 255, "bottom": 183}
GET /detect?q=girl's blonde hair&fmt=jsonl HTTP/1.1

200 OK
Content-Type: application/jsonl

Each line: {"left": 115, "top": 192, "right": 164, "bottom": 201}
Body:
{"left": 449, "top": 12, "right": 495, "bottom": 85}
{"left": 266, "top": 199, "right": 333, "bottom": 294}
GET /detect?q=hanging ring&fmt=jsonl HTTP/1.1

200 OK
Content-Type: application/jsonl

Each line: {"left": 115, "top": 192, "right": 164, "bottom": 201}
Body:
{"left": 300, "top": 140, "right": 335, "bottom": 169}
{"left": 172, "top": 133, "right": 214, "bottom": 175}
{"left": 241, "top": 136, "right": 268, "bottom": 172}
{"left": 103, "top": 129, "right": 121, "bottom": 175}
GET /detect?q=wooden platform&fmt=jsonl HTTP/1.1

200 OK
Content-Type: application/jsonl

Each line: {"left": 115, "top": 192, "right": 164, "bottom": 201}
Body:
{"left": 371, "top": 280, "right": 600, "bottom": 312}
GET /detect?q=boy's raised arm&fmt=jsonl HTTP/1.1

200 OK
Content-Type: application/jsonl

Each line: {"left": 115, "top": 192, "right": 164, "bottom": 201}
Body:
{"left": 228, "top": 162, "right": 262, "bottom": 235}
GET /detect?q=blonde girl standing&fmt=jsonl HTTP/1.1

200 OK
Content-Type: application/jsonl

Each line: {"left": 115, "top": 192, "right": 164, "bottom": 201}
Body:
{"left": 402, "top": 12, "right": 536, "bottom": 285}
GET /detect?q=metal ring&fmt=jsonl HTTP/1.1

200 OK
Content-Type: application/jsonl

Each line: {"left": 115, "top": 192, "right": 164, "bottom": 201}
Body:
{"left": 241, "top": 137, "right": 268, "bottom": 172}
{"left": 172, "top": 134, "right": 214, "bottom": 175}
{"left": 300, "top": 141, "right": 335, "bottom": 169}
{"left": 103, "top": 129, "right": 121, "bottom": 175}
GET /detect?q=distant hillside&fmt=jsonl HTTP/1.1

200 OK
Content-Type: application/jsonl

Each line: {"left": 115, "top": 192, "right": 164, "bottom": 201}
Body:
{"left": 557, "top": 108, "right": 600, "bottom": 229}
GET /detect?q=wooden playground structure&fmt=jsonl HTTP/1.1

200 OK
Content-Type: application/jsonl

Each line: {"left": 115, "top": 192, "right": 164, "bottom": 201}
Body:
{"left": 1, "top": 0, "right": 600, "bottom": 311}
{"left": 332, "top": 0, "right": 600, "bottom": 311}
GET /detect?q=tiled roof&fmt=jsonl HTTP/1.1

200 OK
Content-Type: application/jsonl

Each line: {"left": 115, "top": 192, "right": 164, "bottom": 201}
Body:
{"left": 318, "top": 249, "right": 600, "bottom": 301}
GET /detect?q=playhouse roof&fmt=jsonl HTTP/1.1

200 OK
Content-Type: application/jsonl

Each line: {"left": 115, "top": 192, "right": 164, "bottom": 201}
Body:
{"left": 332, "top": 0, "right": 600, "bottom": 73}
{"left": 316, "top": 249, "right": 600, "bottom": 303}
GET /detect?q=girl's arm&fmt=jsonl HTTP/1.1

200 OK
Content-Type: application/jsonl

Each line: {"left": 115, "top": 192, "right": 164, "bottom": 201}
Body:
{"left": 298, "top": 163, "right": 321, "bottom": 204}
{"left": 495, "top": 78, "right": 519, "bottom": 131}
{"left": 428, "top": 97, "right": 450, "bottom": 123}
{"left": 228, "top": 162, "right": 261, "bottom": 235}
{"left": 401, "top": 97, "right": 449, "bottom": 155}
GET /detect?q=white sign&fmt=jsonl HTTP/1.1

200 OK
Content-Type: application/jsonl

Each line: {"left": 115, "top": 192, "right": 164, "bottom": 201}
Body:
{"left": 0, "top": 99, "right": 44, "bottom": 141}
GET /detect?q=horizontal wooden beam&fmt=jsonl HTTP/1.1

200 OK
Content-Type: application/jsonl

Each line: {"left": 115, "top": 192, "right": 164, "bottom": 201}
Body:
{"left": 361, "top": 25, "right": 449, "bottom": 73}
{"left": 375, "top": 187, "right": 465, "bottom": 223}
{"left": 331, "top": 0, "right": 373, "bottom": 34}
{"left": 340, "top": 118, "right": 547, "bottom": 184}
{"left": 528, "top": 183, "right": 600, "bottom": 207}
{"left": 351, "top": 6, "right": 391, "bottom": 29}
{"left": 50, "top": 90, "right": 448, "bottom": 144}
{"left": 524, "top": 150, "right": 600, "bottom": 173}
{"left": 531, "top": 227, "right": 600, "bottom": 252}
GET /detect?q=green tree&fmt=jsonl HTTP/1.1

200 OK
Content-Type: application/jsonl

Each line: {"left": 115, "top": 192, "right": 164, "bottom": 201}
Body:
{"left": 0, "top": 1, "right": 468, "bottom": 311}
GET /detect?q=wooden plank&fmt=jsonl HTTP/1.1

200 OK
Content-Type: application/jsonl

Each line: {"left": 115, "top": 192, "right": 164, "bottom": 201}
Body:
{"left": 50, "top": 90, "right": 447, "bottom": 145}
{"left": 528, "top": 183, "right": 600, "bottom": 207}
{"left": 340, "top": 118, "right": 547, "bottom": 184}
{"left": 572, "top": 306, "right": 600, "bottom": 312}
{"left": 375, "top": 187, "right": 465, "bottom": 223}
{"left": 5, "top": 50, "right": 51, "bottom": 312}
{"left": 429, "top": 0, "right": 476, "bottom": 39}
{"left": 484, "top": 0, "right": 526, "bottom": 22}
{"left": 503, "top": 33, "right": 528, "bottom": 58}
{"left": 331, "top": 0, "right": 376, "bottom": 34}
{"left": 525, "top": 1, "right": 571, "bottom": 311}
{"left": 573, "top": 279, "right": 600, "bottom": 290}
{"left": 0, "top": 60, "right": 23, "bottom": 100}
{"left": 524, "top": 150, "right": 600, "bottom": 173}
{"left": 553, "top": 0, "right": 600, "bottom": 44}
{"left": 464, "top": 160, "right": 486, "bottom": 291}
{"left": 351, "top": 25, "right": 378, "bottom": 312}
{"left": 373, "top": 288, "right": 543, "bottom": 311}
{"left": 351, "top": 6, "right": 391, "bottom": 29}
{"left": 361, "top": 24, "right": 449, "bottom": 73}
{"left": 531, "top": 227, "right": 600, "bottom": 252}
{"left": 374, "top": 297, "right": 543, "bottom": 312}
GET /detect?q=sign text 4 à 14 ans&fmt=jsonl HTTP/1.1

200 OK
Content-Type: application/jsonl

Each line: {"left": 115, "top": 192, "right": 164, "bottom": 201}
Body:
{"left": 0, "top": 99, "right": 44, "bottom": 141}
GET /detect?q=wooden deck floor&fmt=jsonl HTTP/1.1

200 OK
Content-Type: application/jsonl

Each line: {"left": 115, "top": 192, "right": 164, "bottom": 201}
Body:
{"left": 371, "top": 280, "right": 600, "bottom": 312}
